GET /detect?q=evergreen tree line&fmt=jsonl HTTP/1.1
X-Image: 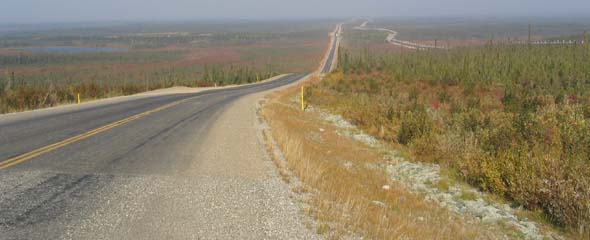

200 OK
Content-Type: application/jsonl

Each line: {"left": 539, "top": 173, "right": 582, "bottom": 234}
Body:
{"left": 0, "top": 63, "right": 276, "bottom": 113}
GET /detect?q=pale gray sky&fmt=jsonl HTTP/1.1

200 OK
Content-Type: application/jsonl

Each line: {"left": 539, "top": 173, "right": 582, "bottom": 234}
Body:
{"left": 2, "top": 0, "right": 589, "bottom": 23}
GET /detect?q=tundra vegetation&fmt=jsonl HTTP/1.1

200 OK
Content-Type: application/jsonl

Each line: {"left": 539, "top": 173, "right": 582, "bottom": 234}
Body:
{"left": 310, "top": 36, "right": 590, "bottom": 237}
{"left": 0, "top": 21, "right": 332, "bottom": 113}
{"left": 262, "top": 79, "right": 508, "bottom": 239}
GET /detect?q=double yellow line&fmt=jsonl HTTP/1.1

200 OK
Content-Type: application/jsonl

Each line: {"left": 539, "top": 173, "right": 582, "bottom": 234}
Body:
{"left": 0, "top": 98, "right": 190, "bottom": 171}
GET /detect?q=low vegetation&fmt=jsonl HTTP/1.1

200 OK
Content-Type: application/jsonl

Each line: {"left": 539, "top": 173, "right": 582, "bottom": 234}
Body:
{"left": 309, "top": 42, "right": 590, "bottom": 237}
{"left": 0, "top": 63, "right": 276, "bottom": 113}
{"left": 0, "top": 50, "right": 186, "bottom": 66}
{"left": 0, "top": 21, "right": 330, "bottom": 113}
{"left": 261, "top": 80, "right": 507, "bottom": 239}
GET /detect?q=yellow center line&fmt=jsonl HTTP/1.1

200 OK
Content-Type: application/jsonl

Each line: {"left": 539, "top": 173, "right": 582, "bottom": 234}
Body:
{"left": 0, "top": 98, "right": 191, "bottom": 170}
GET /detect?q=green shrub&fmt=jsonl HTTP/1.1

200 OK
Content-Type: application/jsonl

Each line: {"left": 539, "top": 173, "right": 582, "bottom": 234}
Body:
{"left": 313, "top": 43, "right": 590, "bottom": 236}
{"left": 397, "top": 109, "right": 434, "bottom": 145}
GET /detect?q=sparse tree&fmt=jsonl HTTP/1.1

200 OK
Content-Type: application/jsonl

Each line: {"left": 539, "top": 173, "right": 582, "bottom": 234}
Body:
{"left": 528, "top": 24, "right": 533, "bottom": 48}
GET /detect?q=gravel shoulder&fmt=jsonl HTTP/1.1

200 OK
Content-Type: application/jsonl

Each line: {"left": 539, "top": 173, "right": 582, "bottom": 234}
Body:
{"left": 56, "top": 79, "right": 320, "bottom": 239}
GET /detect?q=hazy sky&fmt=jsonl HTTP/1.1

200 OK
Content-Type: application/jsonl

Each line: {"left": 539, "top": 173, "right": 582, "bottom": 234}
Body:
{"left": 2, "top": 0, "right": 589, "bottom": 23}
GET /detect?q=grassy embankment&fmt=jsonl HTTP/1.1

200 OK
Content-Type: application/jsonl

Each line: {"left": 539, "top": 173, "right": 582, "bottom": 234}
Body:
{"left": 0, "top": 24, "right": 329, "bottom": 113}
{"left": 307, "top": 40, "right": 590, "bottom": 237}
{"left": 259, "top": 28, "right": 521, "bottom": 238}
{"left": 261, "top": 76, "right": 511, "bottom": 239}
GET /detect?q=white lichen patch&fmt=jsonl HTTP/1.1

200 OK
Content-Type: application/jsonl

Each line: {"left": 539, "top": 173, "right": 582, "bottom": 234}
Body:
{"left": 312, "top": 106, "right": 552, "bottom": 240}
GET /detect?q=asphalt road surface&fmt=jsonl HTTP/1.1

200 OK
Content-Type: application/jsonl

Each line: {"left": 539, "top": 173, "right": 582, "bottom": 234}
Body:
{"left": 321, "top": 35, "right": 338, "bottom": 74}
{"left": 0, "top": 73, "right": 321, "bottom": 239}
{"left": 321, "top": 26, "right": 340, "bottom": 74}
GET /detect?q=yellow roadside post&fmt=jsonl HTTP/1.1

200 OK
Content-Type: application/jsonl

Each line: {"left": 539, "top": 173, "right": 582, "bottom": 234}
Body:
{"left": 77, "top": 93, "right": 81, "bottom": 104}
{"left": 301, "top": 86, "right": 304, "bottom": 111}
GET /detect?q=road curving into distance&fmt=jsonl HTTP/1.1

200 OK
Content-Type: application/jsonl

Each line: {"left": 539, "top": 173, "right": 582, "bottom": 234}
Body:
{"left": 0, "top": 74, "right": 305, "bottom": 169}
{"left": 354, "top": 19, "right": 446, "bottom": 50}
{"left": 0, "top": 73, "right": 319, "bottom": 239}
{"left": 0, "top": 22, "right": 343, "bottom": 239}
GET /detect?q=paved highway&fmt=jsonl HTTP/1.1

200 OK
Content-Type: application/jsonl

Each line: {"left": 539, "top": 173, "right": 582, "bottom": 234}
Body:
{"left": 0, "top": 73, "right": 322, "bottom": 239}
{"left": 321, "top": 24, "right": 341, "bottom": 74}
{"left": 0, "top": 74, "right": 304, "bottom": 168}
{"left": 0, "top": 23, "right": 342, "bottom": 239}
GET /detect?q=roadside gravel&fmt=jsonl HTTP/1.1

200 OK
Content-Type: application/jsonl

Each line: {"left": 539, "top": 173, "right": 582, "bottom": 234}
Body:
{"left": 58, "top": 83, "right": 320, "bottom": 240}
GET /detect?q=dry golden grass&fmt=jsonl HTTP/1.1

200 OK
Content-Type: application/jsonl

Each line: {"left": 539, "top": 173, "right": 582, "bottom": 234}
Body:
{"left": 262, "top": 127, "right": 292, "bottom": 184}
{"left": 260, "top": 77, "right": 510, "bottom": 239}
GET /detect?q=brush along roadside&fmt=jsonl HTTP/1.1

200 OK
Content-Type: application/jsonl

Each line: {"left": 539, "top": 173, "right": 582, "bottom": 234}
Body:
{"left": 258, "top": 76, "right": 518, "bottom": 239}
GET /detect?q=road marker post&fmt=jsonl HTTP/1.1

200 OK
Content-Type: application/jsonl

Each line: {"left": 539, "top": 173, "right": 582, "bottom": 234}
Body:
{"left": 77, "top": 93, "right": 81, "bottom": 104}
{"left": 301, "top": 86, "right": 305, "bottom": 112}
